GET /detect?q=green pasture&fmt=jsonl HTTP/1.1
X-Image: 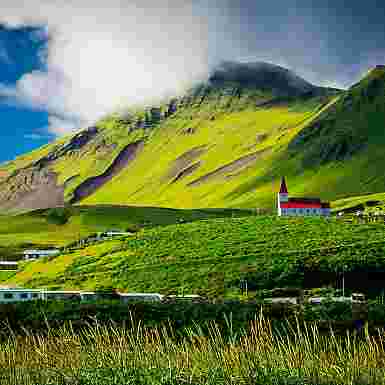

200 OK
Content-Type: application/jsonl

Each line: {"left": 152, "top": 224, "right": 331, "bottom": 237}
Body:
{"left": 0, "top": 205, "right": 254, "bottom": 249}
{"left": 4, "top": 215, "right": 385, "bottom": 297}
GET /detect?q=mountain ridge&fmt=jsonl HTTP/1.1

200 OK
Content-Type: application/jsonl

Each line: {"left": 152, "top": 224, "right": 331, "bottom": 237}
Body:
{"left": 1, "top": 61, "right": 384, "bottom": 213}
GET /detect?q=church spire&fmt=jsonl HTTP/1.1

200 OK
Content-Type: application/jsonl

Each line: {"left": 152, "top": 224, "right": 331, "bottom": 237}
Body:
{"left": 279, "top": 176, "right": 288, "bottom": 194}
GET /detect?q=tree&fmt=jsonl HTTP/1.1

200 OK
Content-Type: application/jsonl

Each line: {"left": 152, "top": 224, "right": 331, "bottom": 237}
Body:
{"left": 46, "top": 207, "right": 71, "bottom": 225}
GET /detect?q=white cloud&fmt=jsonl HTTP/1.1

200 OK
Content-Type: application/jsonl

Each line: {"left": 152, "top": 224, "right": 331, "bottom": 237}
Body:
{"left": 47, "top": 115, "right": 78, "bottom": 136}
{"left": 0, "top": 0, "right": 209, "bottom": 134}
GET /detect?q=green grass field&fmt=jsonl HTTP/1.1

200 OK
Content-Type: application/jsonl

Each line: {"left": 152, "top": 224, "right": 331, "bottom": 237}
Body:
{"left": 0, "top": 205, "right": 254, "bottom": 249}
{"left": 3, "top": 215, "right": 385, "bottom": 298}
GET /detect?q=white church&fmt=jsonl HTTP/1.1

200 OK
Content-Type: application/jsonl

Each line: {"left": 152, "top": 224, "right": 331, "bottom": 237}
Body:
{"left": 277, "top": 177, "right": 330, "bottom": 217}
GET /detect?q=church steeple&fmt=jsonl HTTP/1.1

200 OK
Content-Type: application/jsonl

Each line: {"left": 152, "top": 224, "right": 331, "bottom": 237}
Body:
{"left": 279, "top": 176, "right": 288, "bottom": 194}
{"left": 277, "top": 177, "right": 289, "bottom": 217}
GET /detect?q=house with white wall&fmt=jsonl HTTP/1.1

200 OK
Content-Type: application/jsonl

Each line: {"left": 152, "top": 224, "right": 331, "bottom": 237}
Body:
{"left": 23, "top": 249, "right": 60, "bottom": 260}
{"left": 0, "top": 261, "right": 18, "bottom": 270}
{"left": 0, "top": 288, "right": 43, "bottom": 303}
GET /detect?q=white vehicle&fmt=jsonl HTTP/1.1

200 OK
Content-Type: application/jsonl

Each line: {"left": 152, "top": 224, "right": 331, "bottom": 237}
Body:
{"left": 307, "top": 296, "right": 360, "bottom": 304}
{"left": 118, "top": 293, "right": 164, "bottom": 303}
{"left": 264, "top": 297, "right": 298, "bottom": 305}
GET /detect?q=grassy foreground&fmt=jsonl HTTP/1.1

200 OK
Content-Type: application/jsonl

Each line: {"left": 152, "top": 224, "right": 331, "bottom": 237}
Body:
{"left": 0, "top": 311, "right": 384, "bottom": 385}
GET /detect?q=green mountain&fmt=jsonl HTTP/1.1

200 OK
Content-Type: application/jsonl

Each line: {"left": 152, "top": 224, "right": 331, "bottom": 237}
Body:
{"left": 1, "top": 61, "right": 384, "bottom": 214}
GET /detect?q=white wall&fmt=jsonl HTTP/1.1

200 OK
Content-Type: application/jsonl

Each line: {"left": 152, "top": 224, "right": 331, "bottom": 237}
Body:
{"left": 280, "top": 208, "right": 324, "bottom": 216}
{"left": 0, "top": 291, "right": 42, "bottom": 303}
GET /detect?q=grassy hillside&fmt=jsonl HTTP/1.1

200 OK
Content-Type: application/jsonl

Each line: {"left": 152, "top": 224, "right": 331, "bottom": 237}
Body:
{"left": 0, "top": 205, "right": 254, "bottom": 249}
{"left": 3, "top": 215, "right": 385, "bottom": 298}
{"left": 280, "top": 65, "right": 385, "bottom": 202}
{"left": 1, "top": 63, "right": 385, "bottom": 214}
{"left": 0, "top": 62, "right": 343, "bottom": 213}
{"left": 80, "top": 94, "right": 338, "bottom": 210}
{"left": 327, "top": 191, "right": 385, "bottom": 214}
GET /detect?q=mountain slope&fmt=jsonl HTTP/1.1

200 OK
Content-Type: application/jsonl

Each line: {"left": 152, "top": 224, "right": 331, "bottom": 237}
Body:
{"left": 6, "top": 61, "right": 385, "bottom": 213}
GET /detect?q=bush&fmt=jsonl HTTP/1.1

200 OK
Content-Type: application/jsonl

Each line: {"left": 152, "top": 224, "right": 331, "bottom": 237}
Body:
{"left": 368, "top": 301, "right": 385, "bottom": 322}
{"left": 304, "top": 300, "right": 352, "bottom": 321}
{"left": 46, "top": 207, "right": 72, "bottom": 225}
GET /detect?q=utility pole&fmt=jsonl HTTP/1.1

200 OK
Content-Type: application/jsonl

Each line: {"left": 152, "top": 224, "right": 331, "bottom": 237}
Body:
{"left": 342, "top": 267, "right": 345, "bottom": 298}
{"left": 342, "top": 265, "right": 348, "bottom": 297}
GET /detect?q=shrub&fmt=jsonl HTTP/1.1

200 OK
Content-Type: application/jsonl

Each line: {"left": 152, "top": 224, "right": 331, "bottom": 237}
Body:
{"left": 46, "top": 207, "right": 72, "bottom": 225}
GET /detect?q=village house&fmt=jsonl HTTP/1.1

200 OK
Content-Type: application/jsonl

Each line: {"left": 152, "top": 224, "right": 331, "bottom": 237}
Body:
{"left": 118, "top": 293, "right": 164, "bottom": 303}
{"left": 104, "top": 230, "right": 132, "bottom": 237}
{"left": 0, "top": 287, "right": 166, "bottom": 304}
{"left": 0, "top": 261, "right": 18, "bottom": 270}
{"left": 277, "top": 177, "right": 330, "bottom": 217}
{"left": 0, "top": 288, "right": 43, "bottom": 303}
{"left": 23, "top": 249, "right": 60, "bottom": 261}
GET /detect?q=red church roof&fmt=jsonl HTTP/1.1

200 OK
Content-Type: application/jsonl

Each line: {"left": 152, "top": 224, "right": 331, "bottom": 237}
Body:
{"left": 279, "top": 177, "right": 288, "bottom": 194}
{"left": 278, "top": 177, "right": 330, "bottom": 209}
{"left": 280, "top": 202, "right": 321, "bottom": 209}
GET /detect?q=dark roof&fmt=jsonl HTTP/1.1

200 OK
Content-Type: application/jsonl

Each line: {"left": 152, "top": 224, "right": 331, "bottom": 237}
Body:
{"left": 279, "top": 177, "right": 288, "bottom": 194}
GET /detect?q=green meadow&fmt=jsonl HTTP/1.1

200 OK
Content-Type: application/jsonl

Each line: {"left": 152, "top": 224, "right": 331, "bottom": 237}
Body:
{"left": 3, "top": 215, "right": 385, "bottom": 299}
{"left": 0, "top": 205, "right": 254, "bottom": 249}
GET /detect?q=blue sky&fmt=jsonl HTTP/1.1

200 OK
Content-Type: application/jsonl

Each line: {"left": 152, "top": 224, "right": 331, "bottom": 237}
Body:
{"left": 0, "top": 26, "right": 53, "bottom": 163}
{"left": 0, "top": 0, "right": 384, "bottom": 164}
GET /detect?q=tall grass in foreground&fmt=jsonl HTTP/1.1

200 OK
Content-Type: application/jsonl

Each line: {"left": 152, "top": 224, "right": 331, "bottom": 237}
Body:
{"left": 0, "top": 310, "right": 384, "bottom": 385}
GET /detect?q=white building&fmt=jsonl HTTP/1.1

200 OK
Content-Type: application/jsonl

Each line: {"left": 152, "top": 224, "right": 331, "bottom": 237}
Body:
{"left": 277, "top": 177, "right": 330, "bottom": 217}
{"left": 105, "top": 231, "right": 132, "bottom": 237}
{"left": 0, "top": 288, "right": 43, "bottom": 302}
{"left": 0, "top": 261, "right": 18, "bottom": 270}
{"left": 0, "top": 287, "right": 165, "bottom": 304}
{"left": 118, "top": 293, "right": 164, "bottom": 303}
{"left": 23, "top": 249, "right": 60, "bottom": 260}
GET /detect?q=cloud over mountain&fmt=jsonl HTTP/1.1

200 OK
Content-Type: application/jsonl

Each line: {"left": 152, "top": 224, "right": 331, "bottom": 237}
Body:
{"left": 0, "top": 0, "right": 209, "bottom": 135}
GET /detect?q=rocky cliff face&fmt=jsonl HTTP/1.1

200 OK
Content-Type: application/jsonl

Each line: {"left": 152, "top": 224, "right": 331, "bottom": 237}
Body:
{"left": 33, "top": 126, "right": 99, "bottom": 168}
{"left": 0, "top": 167, "right": 64, "bottom": 213}
{"left": 0, "top": 126, "right": 100, "bottom": 213}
